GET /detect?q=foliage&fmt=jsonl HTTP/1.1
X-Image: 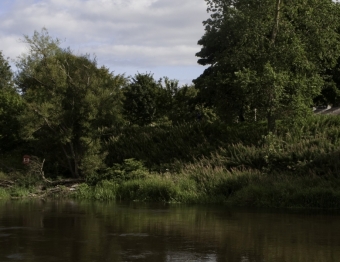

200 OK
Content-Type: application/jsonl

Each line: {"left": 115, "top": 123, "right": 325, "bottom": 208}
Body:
{"left": 2, "top": 25, "right": 340, "bottom": 208}
{"left": 0, "top": 52, "right": 24, "bottom": 153}
{"left": 105, "top": 121, "right": 266, "bottom": 171}
{"left": 0, "top": 88, "right": 24, "bottom": 152}
{"left": 15, "top": 29, "right": 126, "bottom": 178}
{"left": 0, "top": 51, "right": 13, "bottom": 89}
{"left": 123, "top": 73, "right": 167, "bottom": 126}
{"left": 86, "top": 158, "right": 148, "bottom": 185}
{"left": 74, "top": 180, "right": 118, "bottom": 200}
{"left": 123, "top": 73, "right": 208, "bottom": 126}
{"left": 2, "top": 114, "right": 340, "bottom": 208}
{"left": 0, "top": 188, "right": 10, "bottom": 200}
{"left": 195, "top": 0, "right": 340, "bottom": 131}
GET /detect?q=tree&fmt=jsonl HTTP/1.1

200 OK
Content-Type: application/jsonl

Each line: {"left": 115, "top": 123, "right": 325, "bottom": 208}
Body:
{"left": 16, "top": 29, "right": 126, "bottom": 178}
{"left": 123, "top": 74, "right": 204, "bottom": 126}
{"left": 166, "top": 83, "right": 198, "bottom": 124}
{"left": 0, "top": 51, "right": 23, "bottom": 152}
{"left": 315, "top": 56, "right": 340, "bottom": 106}
{"left": 0, "top": 51, "right": 13, "bottom": 89}
{"left": 122, "top": 73, "right": 167, "bottom": 126}
{"left": 195, "top": 0, "right": 340, "bottom": 131}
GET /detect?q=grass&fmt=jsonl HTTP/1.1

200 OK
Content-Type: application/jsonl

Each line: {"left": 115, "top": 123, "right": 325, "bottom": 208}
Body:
{"left": 0, "top": 188, "right": 10, "bottom": 200}
{"left": 70, "top": 169, "right": 340, "bottom": 208}
{"left": 70, "top": 115, "right": 340, "bottom": 208}
{"left": 9, "top": 187, "right": 32, "bottom": 198}
{"left": 3, "top": 114, "right": 340, "bottom": 208}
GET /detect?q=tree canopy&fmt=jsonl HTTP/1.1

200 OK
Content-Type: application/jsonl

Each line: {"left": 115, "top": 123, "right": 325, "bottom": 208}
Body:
{"left": 0, "top": 51, "right": 23, "bottom": 152}
{"left": 15, "top": 29, "right": 126, "bottom": 178}
{"left": 2, "top": 14, "right": 340, "bottom": 179}
{"left": 122, "top": 73, "right": 165, "bottom": 126}
{"left": 195, "top": 0, "right": 340, "bottom": 130}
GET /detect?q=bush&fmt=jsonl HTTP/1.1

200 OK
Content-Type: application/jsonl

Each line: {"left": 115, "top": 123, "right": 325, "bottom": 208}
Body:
{"left": 86, "top": 158, "right": 148, "bottom": 185}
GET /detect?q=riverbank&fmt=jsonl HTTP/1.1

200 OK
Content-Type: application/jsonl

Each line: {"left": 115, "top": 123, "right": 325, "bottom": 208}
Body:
{"left": 73, "top": 171, "right": 340, "bottom": 209}
{"left": 1, "top": 172, "right": 340, "bottom": 209}
{"left": 1, "top": 115, "right": 340, "bottom": 208}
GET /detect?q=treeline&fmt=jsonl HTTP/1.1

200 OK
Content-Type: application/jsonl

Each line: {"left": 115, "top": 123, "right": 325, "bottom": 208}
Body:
{"left": 0, "top": 29, "right": 217, "bottom": 179}
{"left": 1, "top": 0, "right": 340, "bottom": 187}
{"left": 194, "top": 0, "right": 340, "bottom": 130}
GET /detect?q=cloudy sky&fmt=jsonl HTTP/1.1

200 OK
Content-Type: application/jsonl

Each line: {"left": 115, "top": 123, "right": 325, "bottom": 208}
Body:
{"left": 0, "top": 0, "right": 210, "bottom": 85}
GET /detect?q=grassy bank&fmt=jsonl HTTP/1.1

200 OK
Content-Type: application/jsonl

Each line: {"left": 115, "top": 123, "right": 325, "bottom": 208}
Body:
{"left": 72, "top": 115, "right": 340, "bottom": 208}
{"left": 2, "top": 115, "right": 340, "bottom": 208}
{"left": 69, "top": 165, "right": 340, "bottom": 209}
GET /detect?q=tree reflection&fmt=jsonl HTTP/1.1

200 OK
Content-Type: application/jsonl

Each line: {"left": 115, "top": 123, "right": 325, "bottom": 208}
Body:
{"left": 0, "top": 201, "right": 339, "bottom": 262}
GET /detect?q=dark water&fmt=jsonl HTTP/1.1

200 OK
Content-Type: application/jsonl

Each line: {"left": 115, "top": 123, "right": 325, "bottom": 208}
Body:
{"left": 0, "top": 200, "right": 340, "bottom": 262}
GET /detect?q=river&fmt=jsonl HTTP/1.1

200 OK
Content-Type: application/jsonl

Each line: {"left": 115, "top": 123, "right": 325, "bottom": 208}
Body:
{"left": 0, "top": 200, "right": 339, "bottom": 261}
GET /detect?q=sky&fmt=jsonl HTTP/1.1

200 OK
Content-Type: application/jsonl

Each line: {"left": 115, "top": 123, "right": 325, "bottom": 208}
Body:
{"left": 0, "top": 0, "right": 210, "bottom": 85}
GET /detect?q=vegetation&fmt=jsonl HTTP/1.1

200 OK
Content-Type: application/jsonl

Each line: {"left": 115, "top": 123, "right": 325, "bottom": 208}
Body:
{"left": 195, "top": 0, "right": 340, "bottom": 130}
{"left": 2, "top": 0, "right": 340, "bottom": 208}
{"left": 66, "top": 115, "right": 340, "bottom": 208}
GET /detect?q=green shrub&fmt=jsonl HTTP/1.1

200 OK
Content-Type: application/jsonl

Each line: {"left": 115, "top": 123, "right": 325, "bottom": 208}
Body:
{"left": 74, "top": 180, "right": 118, "bottom": 200}
{"left": 86, "top": 158, "right": 148, "bottom": 185}
{"left": 117, "top": 177, "right": 179, "bottom": 202}
{"left": 0, "top": 188, "right": 10, "bottom": 199}
{"left": 105, "top": 121, "right": 267, "bottom": 172}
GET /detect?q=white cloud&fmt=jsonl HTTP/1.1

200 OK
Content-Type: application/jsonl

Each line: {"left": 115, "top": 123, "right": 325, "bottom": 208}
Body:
{"left": 0, "top": 0, "right": 209, "bottom": 85}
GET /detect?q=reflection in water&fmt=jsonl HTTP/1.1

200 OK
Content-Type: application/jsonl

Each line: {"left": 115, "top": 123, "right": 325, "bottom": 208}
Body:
{"left": 0, "top": 200, "right": 339, "bottom": 261}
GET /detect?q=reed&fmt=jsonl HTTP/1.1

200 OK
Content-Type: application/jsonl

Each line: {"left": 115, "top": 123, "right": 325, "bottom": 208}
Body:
{"left": 9, "top": 187, "right": 31, "bottom": 199}
{"left": 0, "top": 188, "right": 10, "bottom": 200}
{"left": 73, "top": 180, "right": 118, "bottom": 200}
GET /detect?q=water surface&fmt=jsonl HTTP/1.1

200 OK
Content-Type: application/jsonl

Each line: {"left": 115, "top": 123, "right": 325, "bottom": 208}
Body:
{"left": 0, "top": 200, "right": 339, "bottom": 261}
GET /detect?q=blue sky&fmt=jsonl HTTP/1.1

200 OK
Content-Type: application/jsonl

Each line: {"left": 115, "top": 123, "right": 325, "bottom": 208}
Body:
{"left": 0, "top": 0, "right": 209, "bottom": 85}
{"left": 0, "top": 0, "right": 14, "bottom": 13}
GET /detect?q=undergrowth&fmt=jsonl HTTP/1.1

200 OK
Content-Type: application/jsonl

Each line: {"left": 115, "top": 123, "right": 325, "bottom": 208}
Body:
{"left": 3, "top": 115, "right": 340, "bottom": 208}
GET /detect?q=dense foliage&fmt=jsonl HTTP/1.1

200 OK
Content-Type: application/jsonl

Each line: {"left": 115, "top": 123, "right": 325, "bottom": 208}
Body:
{"left": 1, "top": 0, "right": 340, "bottom": 208}
{"left": 0, "top": 51, "right": 23, "bottom": 153}
{"left": 15, "top": 30, "right": 126, "bottom": 178}
{"left": 195, "top": 0, "right": 340, "bottom": 130}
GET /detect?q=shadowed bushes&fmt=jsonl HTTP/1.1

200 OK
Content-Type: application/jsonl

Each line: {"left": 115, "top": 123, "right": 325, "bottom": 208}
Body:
{"left": 77, "top": 115, "right": 340, "bottom": 208}
{"left": 105, "top": 121, "right": 266, "bottom": 171}
{"left": 4, "top": 115, "right": 340, "bottom": 208}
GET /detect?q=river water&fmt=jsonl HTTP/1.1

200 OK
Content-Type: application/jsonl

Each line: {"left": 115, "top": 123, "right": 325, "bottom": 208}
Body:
{"left": 0, "top": 200, "right": 339, "bottom": 262}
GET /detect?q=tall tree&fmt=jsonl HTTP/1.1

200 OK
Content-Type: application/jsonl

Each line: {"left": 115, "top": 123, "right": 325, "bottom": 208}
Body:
{"left": 122, "top": 73, "right": 167, "bottom": 126}
{"left": 16, "top": 29, "right": 126, "bottom": 178}
{"left": 0, "top": 51, "right": 13, "bottom": 89}
{"left": 0, "top": 51, "right": 23, "bottom": 152}
{"left": 315, "top": 55, "right": 340, "bottom": 106}
{"left": 195, "top": 0, "right": 340, "bottom": 130}
{"left": 123, "top": 74, "right": 201, "bottom": 126}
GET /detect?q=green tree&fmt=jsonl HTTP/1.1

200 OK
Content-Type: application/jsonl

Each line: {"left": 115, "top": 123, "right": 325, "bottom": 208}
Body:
{"left": 195, "top": 0, "right": 340, "bottom": 131}
{"left": 123, "top": 73, "right": 167, "bottom": 126}
{"left": 16, "top": 29, "right": 126, "bottom": 178}
{"left": 123, "top": 74, "right": 204, "bottom": 126}
{"left": 167, "top": 83, "right": 198, "bottom": 124}
{"left": 0, "top": 51, "right": 13, "bottom": 89}
{"left": 314, "top": 56, "right": 340, "bottom": 106}
{"left": 0, "top": 51, "right": 23, "bottom": 152}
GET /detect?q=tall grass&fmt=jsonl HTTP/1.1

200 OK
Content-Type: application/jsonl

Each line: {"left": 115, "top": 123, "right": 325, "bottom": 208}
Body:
{"left": 83, "top": 115, "right": 340, "bottom": 207}
{"left": 0, "top": 188, "right": 10, "bottom": 200}
{"left": 4, "top": 115, "right": 340, "bottom": 208}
